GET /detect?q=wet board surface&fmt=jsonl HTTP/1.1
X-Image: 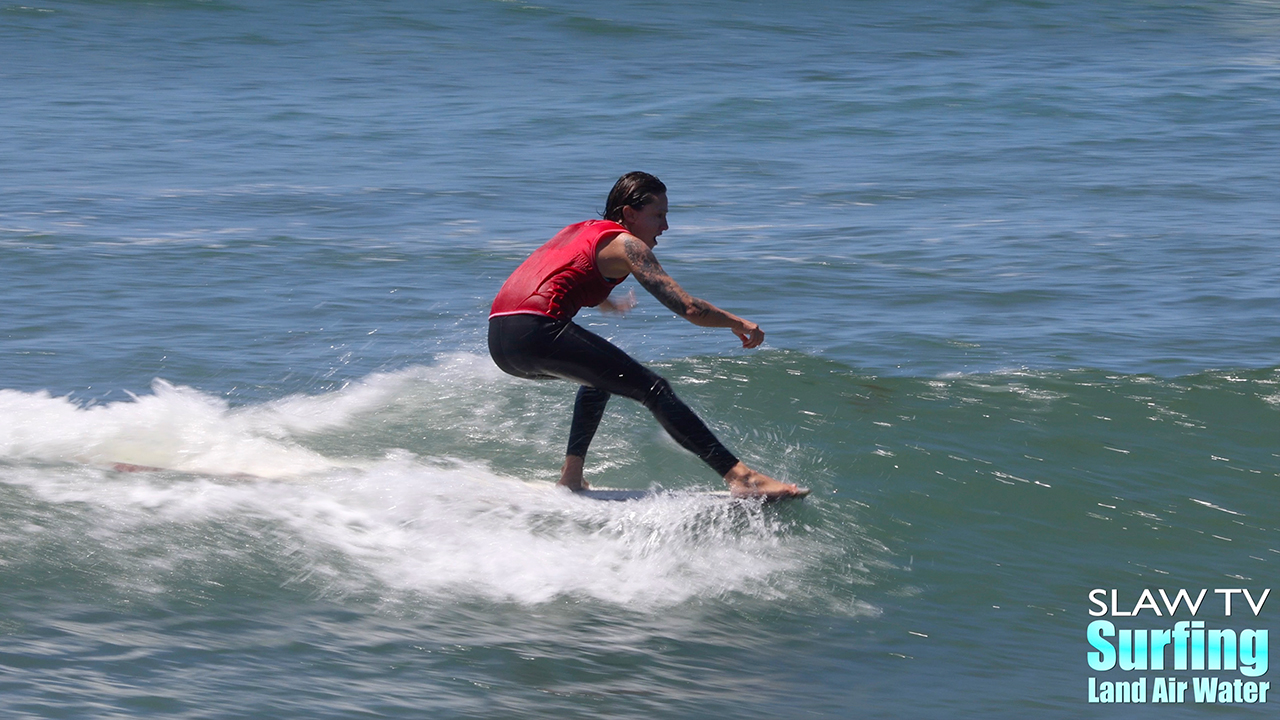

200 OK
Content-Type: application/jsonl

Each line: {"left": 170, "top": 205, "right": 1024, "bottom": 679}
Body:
{"left": 572, "top": 487, "right": 809, "bottom": 502}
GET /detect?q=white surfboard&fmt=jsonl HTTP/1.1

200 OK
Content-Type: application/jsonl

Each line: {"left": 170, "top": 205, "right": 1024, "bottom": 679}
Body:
{"left": 572, "top": 487, "right": 809, "bottom": 502}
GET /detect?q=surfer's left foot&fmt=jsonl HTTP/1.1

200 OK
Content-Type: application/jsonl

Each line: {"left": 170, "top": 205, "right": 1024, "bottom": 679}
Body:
{"left": 723, "top": 462, "right": 806, "bottom": 499}
{"left": 557, "top": 455, "right": 589, "bottom": 491}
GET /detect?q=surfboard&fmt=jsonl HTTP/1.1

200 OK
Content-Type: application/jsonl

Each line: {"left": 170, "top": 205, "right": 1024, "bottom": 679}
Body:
{"left": 572, "top": 487, "right": 809, "bottom": 502}
{"left": 108, "top": 462, "right": 260, "bottom": 479}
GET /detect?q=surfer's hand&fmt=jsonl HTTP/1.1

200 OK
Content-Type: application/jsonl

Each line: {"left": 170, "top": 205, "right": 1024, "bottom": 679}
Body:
{"left": 599, "top": 289, "right": 637, "bottom": 315}
{"left": 733, "top": 320, "right": 764, "bottom": 349}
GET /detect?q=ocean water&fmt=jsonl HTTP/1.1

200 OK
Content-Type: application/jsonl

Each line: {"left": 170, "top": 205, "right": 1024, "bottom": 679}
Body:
{"left": 2, "top": 0, "right": 1279, "bottom": 717}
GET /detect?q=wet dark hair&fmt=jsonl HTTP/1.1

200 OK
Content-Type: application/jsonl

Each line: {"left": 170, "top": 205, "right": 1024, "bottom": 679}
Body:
{"left": 602, "top": 171, "right": 666, "bottom": 223}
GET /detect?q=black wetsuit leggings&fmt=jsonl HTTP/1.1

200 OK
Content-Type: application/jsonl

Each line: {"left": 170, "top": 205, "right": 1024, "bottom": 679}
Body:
{"left": 488, "top": 314, "right": 739, "bottom": 477}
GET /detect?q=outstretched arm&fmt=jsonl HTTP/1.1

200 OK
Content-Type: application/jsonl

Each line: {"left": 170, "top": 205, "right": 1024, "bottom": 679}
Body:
{"left": 620, "top": 236, "right": 765, "bottom": 349}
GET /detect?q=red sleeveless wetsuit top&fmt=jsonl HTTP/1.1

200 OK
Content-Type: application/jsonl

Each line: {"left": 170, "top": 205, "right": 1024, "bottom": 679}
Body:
{"left": 489, "top": 220, "right": 628, "bottom": 321}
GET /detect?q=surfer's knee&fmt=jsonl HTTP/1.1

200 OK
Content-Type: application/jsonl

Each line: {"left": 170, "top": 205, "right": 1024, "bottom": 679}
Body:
{"left": 641, "top": 376, "right": 675, "bottom": 409}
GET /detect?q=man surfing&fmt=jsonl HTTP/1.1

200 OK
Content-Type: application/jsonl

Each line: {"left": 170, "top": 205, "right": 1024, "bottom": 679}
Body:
{"left": 488, "top": 172, "right": 803, "bottom": 500}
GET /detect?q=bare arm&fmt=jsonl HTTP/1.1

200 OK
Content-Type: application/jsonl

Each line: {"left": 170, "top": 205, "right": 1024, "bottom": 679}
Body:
{"left": 620, "top": 236, "right": 765, "bottom": 348}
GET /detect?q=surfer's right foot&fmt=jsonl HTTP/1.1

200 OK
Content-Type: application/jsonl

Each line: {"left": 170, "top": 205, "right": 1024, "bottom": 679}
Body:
{"left": 722, "top": 462, "right": 805, "bottom": 499}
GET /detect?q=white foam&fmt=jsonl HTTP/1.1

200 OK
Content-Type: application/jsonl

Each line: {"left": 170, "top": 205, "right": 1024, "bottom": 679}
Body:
{"left": 0, "top": 363, "right": 874, "bottom": 613}
{"left": 0, "top": 379, "right": 337, "bottom": 477}
{"left": 242, "top": 353, "right": 510, "bottom": 437}
{"left": 4, "top": 455, "right": 833, "bottom": 611}
{"left": 0, "top": 358, "right": 513, "bottom": 477}
{"left": 296, "top": 458, "right": 804, "bottom": 607}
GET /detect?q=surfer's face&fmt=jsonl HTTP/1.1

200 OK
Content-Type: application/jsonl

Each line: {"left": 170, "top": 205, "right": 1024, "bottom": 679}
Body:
{"left": 622, "top": 193, "right": 668, "bottom": 247}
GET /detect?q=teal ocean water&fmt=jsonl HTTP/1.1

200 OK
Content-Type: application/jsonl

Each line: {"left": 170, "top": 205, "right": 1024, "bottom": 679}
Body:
{"left": 3, "top": 1, "right": 1279, "bottom": 717}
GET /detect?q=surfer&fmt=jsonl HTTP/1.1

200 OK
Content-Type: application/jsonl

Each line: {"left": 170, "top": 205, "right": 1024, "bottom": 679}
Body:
{"left": 488, "top": 171, "right": 802, "bottom": 499}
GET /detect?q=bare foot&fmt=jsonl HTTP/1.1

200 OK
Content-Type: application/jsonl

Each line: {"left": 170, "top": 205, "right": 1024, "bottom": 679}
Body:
{"left": 723, "top": 462, "right": 805, "bottom": 499}
{"left": 557, "top": 455, "right": 590, "bottom": 491}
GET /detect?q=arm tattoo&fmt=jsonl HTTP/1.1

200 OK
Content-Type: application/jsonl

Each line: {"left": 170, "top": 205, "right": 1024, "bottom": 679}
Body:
{"left": 622, "top": 237, "right": 712, "bottom": 319}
